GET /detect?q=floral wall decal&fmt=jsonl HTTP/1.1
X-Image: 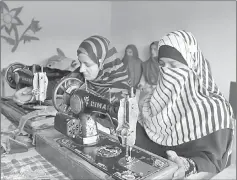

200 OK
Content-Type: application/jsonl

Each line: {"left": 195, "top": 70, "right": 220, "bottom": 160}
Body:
{"left": 0, "top": 1, "right": 42, "bottom": 52}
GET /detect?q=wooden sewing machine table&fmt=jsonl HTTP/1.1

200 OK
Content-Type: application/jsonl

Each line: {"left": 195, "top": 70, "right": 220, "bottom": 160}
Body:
{"left": 35, "top": 128, "right": 178, "bottom": 180}
{"left": 1, "top": 97, "right": 228, "bottom": 180}
{"left": 1, "top": 97, "right": 55, "bottom": 143}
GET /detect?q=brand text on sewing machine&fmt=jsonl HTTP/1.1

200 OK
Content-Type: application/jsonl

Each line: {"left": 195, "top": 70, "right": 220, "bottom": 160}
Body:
{"left": 90, "top": 101, "right": 107, "bottom": 110}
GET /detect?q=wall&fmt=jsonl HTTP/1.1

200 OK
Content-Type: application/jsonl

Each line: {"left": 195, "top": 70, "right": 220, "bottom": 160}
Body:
{"left": 110, "top": 1, "right": 236, "bottom": 100}
{"left": 1, "top": 1, "right": 236, "bottom": 99}
{"left": 1, "top": 1, "right": 112, "bottom": 67}
{"left": 1, "top": 1, "right": 112, "bottom": 96}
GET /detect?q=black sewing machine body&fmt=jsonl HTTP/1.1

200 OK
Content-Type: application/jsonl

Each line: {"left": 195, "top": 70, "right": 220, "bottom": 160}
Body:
{"left": 54, "top": 89, "right": 120, "bottom": 146}
{"left": 5, "top": 62, "right": 71, "bottom": 90}
{"left": 68, "top": 89, "right": 119, "bottom": 119}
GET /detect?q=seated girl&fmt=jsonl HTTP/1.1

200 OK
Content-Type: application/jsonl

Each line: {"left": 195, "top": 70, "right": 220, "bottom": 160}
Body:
{"left": 76, "top": 35, "right": 131, "bottom": 102}
{"left": 142, "top": 41, "right": 160, "bottom": 86}
{"left": 136, "top": 30, "right": 235, "bottom": 179}
{"left": 122, "top": 44, "right": 143, "bottom": 89}
{"left": 12, "top": 35, "right": 141, "bottom": 132}
{"left": 14, "top": 36, "right": 133, "bottom": 103}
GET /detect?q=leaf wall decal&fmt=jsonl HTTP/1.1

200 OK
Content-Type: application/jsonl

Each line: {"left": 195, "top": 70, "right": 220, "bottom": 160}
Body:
{"left": 22, "top": 35, "right": 40, "bottom": 43}
{"left": 1, "top": 35, "right": 16, "bottom": 45}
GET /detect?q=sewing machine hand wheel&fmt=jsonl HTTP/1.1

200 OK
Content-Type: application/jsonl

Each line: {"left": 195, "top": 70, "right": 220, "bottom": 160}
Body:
{"left": 5, "top": 62, "right": 27, "bottom": 89}
{"left": 52, "top": 77, "right": 83, "bottom": 113}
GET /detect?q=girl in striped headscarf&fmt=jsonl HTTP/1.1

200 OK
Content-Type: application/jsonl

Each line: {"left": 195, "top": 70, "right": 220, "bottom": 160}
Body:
{"left": 77, "top": 35, "right": 134, "bottom": 133}
{"left": 135, "top": 30, "right": 235, "bottom": 179}
{"left": 77, "top": 35, "right": 131, "bottom": 103}
{"left": 76, "top": 35, "right": 134, "bottom": 132}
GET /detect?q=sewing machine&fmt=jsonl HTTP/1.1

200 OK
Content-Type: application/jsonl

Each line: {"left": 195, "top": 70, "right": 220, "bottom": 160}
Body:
{"left": 46, "top": 78, "right": 178, "bottom": 180}
{"left": 1, "top": 64, "right": 84, "bottom": 137}
{"left": 1, "top": 63, "right": 49, "bottom": 154}
{"left": 0, "top": 63, "right": 74, "bottom": 146}
{"left": 4, "top": 62, "right": 72, "bottom": 100}
{"left": 54, "top": 89, "right": 119, "bottom": 145}
{"left": 5, "top": 62, "right": 71, "bottom": 89}
{"left": 53, "top": 74, "right": 137, "bottom": 148}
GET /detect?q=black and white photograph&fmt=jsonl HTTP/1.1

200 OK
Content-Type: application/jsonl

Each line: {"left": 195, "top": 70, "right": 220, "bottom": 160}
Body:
{"left": 1, "top": 1, "right": 236, "bottom": 180}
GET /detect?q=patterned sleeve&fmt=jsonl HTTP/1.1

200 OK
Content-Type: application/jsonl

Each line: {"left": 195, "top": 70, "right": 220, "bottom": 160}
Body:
{"left": 179, "top": 156, "right": 197, "bottom": 177}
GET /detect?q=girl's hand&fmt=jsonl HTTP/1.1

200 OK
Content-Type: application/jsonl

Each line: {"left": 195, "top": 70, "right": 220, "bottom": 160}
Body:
{"left": 167, "top": 150, "right": 186, "bottom": 180}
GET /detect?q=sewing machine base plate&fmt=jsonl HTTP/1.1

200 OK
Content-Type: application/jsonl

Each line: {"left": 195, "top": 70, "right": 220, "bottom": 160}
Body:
{"left": 35, "top": 128, "right": 177, "bottom": 180}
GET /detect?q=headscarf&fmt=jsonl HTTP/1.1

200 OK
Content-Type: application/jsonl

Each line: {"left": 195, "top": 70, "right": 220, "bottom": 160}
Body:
{"left": 142, "top": 41, "right": 160, "bottom": 86}
{"left": 77, "top": 35, "right": 131, "bottom": 103}
{"left": 122, "top": 44, "right": 143, "bottom": 88}
{"left": 141, "top": 30, "right": 235, "bottom": 146}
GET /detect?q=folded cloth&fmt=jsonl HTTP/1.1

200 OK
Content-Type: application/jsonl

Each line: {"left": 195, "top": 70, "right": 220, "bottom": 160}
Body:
{"left": 1, "top": 107, "right": 57, "bottom": 155}
{"left": 14, "top": 106, "right": 57, "bottom": 136}
{"left": 1, "top": 154, "right": 69, "bottom": 180}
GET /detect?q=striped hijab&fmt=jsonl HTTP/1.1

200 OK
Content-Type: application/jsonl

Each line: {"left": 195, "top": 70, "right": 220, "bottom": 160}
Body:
{"left": 141, "top": 30, "right": 235, "bottom": 146}
{"left": 77, "top": 35, "right": 130, "bottom": 102}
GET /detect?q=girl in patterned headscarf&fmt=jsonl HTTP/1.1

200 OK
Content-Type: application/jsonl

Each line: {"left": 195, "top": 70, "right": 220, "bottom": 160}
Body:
{"left": 136, "top": 30, "right": 235, "bottom": 179}
{"left": 13, "top": 36, "right": 131, "bottom": 130}
{"left": 77, "top": 35, "right": 131, "bottom": 103}
{"left": 76, "top": 36, "right": 136, "bottom": 132}
{"left": 122, "top": 44, "right": 143, "bottom": 89}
